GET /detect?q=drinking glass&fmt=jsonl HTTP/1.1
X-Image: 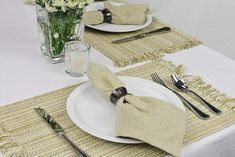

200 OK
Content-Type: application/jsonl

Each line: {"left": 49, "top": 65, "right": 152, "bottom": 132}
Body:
{"left": 64, "top": 41, "right": 90, "bottom": 77}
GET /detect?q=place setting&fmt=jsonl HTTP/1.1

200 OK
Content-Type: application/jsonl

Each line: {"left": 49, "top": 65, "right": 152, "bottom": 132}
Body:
{"left": 84, "top": 1, "right": 202, "bottom": 67}
{"left": 35, "top": 63, "right": 187, "bottom": 156}
{"left": 2, "top": 60, "right": 234, "bottom": 157}
{"left": 1, "top": 0, "right": 235, "bottom": 157}
{"left": 42, "top": 61, "right": 226, "bottom": 156}
{"left": 30, "top": 57, "right": 235, "bottom": 156}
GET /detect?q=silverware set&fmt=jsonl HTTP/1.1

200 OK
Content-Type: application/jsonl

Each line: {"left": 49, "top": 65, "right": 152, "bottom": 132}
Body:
{"left": 151, "top": 73, "right": 222, "bottom": 120}
{"left": 171, "top": 74, "right": 222, "bottom": 115}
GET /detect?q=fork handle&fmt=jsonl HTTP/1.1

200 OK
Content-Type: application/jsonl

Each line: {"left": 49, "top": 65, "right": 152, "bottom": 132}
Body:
{"left": 189, "top": 90, "right": 222, "bottom": 115}
{"left": 173, "top": 91, "right": 210, "bottom": 120}
{"left": 59, "top": 133, "right": 89, "bottom": 157}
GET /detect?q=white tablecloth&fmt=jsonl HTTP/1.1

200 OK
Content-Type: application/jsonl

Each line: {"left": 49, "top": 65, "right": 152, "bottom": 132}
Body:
{"left": 1, "top": 1, "right": 235, "bottom": 157}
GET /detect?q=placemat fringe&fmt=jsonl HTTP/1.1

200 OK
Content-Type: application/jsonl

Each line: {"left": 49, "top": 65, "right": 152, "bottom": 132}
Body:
{"left": 0, "top": 126, "right": 28, "bottom": 157}
{"left": 183, "top": 75, "right": 235, "bottom": 111}
{"left": 151, "top": 57, "right": 235, "bottom": 112}
{"left": 86, "top": 17, "right": 203, "bottom": 67}
{"left": 112, "top": 39, "right": 201, "bottom": 67}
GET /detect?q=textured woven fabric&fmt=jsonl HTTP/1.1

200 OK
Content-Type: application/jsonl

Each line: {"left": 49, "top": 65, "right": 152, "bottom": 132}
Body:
{"left": 105, "top": 2, "right": 149, "bottom": 25}
{"left": 87, "top": 63, "right": 186, "bottom": 157}
{"left": 85, "top": 2, "right": 149, "bottom": 25}
{"left": 84, "top": 11, "right": 104, "bottom": 25}
{"left": 85, "top": 18, "right": 202, "bottom": 67}
{"left": 1, "top": 59, "right": 235, "bottom": 157}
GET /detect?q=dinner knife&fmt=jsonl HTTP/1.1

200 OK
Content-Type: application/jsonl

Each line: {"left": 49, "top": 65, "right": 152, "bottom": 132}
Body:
{"left": 112, "top": 27, "right": 171, "bottom": 44}
{"left": 35, "top": 107, "right": 89, "bottom": 157}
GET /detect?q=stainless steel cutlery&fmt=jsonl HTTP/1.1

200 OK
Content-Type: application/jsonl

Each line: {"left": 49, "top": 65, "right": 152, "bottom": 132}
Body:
{"left": 151, "top": 73, "right": 210, "bottom": 120}
{"left": 171, "top": 74, "right": 222, "bottom": 115}
{"left": 35, "top": 108, "right": 89, "bottom": 157}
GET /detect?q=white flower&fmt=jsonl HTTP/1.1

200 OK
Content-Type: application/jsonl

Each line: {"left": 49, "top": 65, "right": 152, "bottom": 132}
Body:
{"left": 52, "top": 0, "right": 65, "bottom": 7}
{"left": 78, "top": 2, "right": 86, "bottom": 8}
{"left": 65, "top": 0, "right": 79, "bottom": 8}
{"left": 45, "top": 3, "right": 57, "bottom": 12}
{"left": 33, "top": 0, "right": 93, "bottom": 12}
{"left": 53, "top": 33, "right": 59, "bottom": 38}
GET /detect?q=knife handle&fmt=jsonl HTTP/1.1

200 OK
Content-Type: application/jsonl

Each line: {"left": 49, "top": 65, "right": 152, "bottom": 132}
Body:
{"left": 145, "top": 27, "right": 171, "bottom": 36}
{"left": 59, "top": 132, "right": 90, "bottom": 157}
{"left": 173, "top": 91, "right": 210, "bottom": 120}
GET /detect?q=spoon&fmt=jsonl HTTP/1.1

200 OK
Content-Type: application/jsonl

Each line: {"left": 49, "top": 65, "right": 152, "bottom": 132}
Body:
{"left": 171, "top": 74, "right": 222, "bottom": 115}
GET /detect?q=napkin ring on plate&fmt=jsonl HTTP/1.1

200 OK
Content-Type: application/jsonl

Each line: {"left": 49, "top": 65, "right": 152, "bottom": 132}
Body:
{"left": 110, "top": 87, "right": 130, "bottom": 104}
{"left": 99, "top": 8, "right": 112, "bottom": 23}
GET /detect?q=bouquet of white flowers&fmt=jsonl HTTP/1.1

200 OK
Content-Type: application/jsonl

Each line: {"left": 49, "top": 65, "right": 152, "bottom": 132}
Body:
{"left": 36, "top": 0, "right": 93, "bottom": 12}
{"left": 35, "top": 0, "right": 93, "bottom": 63}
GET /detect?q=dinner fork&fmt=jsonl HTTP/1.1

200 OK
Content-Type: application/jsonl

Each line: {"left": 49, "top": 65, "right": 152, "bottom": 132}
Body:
{"left": 151, "top": 73, "right": 210, "bottom": 120}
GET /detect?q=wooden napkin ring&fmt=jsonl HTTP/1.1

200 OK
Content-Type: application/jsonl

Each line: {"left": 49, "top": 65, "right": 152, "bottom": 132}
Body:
{"left": 100, "top": 8, "right": 112, "bottom": 23}
{"left": 110, "top": 87, "right": 130, "bottom": 104}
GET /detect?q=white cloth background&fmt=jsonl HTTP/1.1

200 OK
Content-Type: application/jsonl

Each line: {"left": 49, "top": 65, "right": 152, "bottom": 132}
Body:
{"left": 149, "top": 0, "right": 235, "bottom": 60}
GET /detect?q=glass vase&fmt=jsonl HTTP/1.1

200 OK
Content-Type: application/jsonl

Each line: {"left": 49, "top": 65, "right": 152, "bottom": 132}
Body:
{"left": 36, "top": 4, "right": 85, "bottom": 63}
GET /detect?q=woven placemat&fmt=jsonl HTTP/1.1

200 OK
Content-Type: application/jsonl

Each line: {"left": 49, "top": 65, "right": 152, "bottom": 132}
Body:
{"left": 85, "top": 18, "right": 202, "bottom": 67}
{"left": 1, "top": 59, "right": 235, "bottom": 157}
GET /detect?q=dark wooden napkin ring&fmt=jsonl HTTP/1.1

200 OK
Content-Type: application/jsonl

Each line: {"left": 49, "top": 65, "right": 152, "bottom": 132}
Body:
{"left": 110, "top": 87, "right": 130, "bottom": 104}
{"left": 99, "top": 8, "right": 112, "bottom": 23}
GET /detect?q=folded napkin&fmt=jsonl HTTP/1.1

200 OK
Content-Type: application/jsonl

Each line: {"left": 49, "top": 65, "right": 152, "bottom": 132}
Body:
{"left": 87, "top": 63, "right": 186, "bottom": 157}
{"left": 84, "top": 2, "right": 149, "bottom": 25}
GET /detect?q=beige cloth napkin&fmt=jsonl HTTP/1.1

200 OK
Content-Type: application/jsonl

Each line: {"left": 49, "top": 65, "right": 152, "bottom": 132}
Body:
{"left": 84, "top": 2, "right": 149, "bottom": 25}
{"left": 87, "top": 63, "right": 186, "bottom": 157}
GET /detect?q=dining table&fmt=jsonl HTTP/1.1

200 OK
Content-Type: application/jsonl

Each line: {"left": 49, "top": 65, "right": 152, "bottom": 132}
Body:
{"left": 1, "top": 1, "right": 235, "bottom": 157}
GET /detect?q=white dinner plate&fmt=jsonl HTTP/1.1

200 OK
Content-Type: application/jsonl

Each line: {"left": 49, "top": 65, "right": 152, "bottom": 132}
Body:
{"left": 85, "top": 2, "right": 153, "bottom": 33}
{"left": 66, "top": 76, "right": 185, "bottom": 144}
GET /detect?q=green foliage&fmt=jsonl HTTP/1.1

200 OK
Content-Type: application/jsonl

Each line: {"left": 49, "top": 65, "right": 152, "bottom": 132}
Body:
{"left": 38, "top": 7, "right": 84, "bottom": 57}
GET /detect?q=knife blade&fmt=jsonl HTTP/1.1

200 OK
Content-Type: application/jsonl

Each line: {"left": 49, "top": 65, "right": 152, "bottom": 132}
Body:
{"left": 35, "top": 108, "right": 89, "bottom": 157}
{"left": 112, "top": 27, "right": 171, "bottom": 44}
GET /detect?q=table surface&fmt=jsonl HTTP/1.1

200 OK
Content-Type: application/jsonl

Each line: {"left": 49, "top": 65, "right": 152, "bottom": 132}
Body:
{"left": 1, "top": 1, "right": 235, "bottom": 157}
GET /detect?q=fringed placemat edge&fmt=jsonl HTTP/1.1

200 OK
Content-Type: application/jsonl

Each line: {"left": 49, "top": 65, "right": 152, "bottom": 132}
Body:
{"left": 0, "top": 125, "right": 29, "bottom": 157}
{"left": 113, "top": 39, "right": 202, "bottom": 67}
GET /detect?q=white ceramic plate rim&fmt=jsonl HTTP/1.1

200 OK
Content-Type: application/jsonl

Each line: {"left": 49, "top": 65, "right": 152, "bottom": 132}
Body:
{"left": 66, "top": 76, "right": 185, "bottom": 144}
{"left": 85, "top": 2, "right": 153, "bottom": 33}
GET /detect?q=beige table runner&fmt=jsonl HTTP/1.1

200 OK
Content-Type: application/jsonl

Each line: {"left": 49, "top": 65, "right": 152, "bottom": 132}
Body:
{"left": 1, "top": 59, "right": 235, "bottom": 157}
{"left": 85, "top": 18, "right": 202, "bottom": 67}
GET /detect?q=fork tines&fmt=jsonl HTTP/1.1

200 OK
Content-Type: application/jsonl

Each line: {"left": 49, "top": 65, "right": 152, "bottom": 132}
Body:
{"left": 151, "top": 73, "right": 167, "bottom": 87}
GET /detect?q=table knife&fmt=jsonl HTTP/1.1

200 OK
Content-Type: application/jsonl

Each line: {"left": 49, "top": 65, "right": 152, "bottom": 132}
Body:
{"left": 112, "top": 27, "right": 171, "bottom": 44}
{"left": 35, "top": 107, "right": 89, "bottom": 157}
